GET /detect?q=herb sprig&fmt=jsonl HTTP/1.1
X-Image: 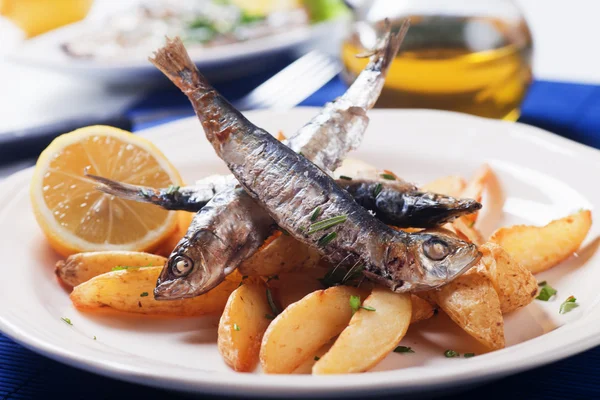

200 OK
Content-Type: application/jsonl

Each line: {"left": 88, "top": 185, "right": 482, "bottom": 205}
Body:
{"left": 559, "top": 296, "right": 579, "bottom": 314}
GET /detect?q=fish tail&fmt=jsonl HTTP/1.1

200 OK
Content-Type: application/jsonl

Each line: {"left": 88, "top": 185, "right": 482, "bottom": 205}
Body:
{"left": 149, "top": 37, "right": 211, "bottom": 95}
{"left": 85, "top": 172, "right": 158, "bottom": 203}
{"left": 150, "top": 37, "right": 254, "bottom": 150}
{"left": 344, "top": 19, "right": 410, "bottom": 110}
{"left": 371, "top": 18, "right": 410, "bottom": 72}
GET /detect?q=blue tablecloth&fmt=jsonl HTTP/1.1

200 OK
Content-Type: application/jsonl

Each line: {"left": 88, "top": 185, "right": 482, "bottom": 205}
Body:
{"left": 2, "top": 71, "right": 600, "bottom": 399}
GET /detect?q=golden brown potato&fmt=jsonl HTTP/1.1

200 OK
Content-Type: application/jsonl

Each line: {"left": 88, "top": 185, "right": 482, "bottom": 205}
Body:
{"left": 490, "top": 210, "right": 592, "bottom": 273}
{"left": 313, "top": 288, "right": 412, "bottom": 374}
{"left": 70, "top": 267, "right": 240, "bottom": 316}
{"left": 480, "top": 243, "right": 537, "bottom": 314}
{"left": 153, "top": 211, "right": 194, "bottom": 257}
{"left": 421, "top": 175, "right": 467, "bottom": 197}
{"left": 431, "top": 270, "right": 505, "bottom": 350}
{"left": 452, "top": 218, "right": 484, "bottom": 246}
{"left": 56, "top": 251, "right": 166, "bottom": 288}
{"left": 218, "top": 279, "right": 272, "bottom": 372}
{"left": 268, "top": 271, "right": 326, "bottom": 309}
{"left": 459, "top": 164, "right": 493, "bottom": 227}
{"left": 411, "top": 294, "right": 435, "bottom": 323}
{"left": 260, "top": 286, "right": 365, "bottom": 374}
{"left": 238, "top": 232, "right": 322, "bottom": 277}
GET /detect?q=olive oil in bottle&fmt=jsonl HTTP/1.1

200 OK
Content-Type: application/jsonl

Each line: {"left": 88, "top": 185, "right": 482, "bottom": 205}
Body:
{"left": 341, "top": 16, "right": 533, "bottom": 120}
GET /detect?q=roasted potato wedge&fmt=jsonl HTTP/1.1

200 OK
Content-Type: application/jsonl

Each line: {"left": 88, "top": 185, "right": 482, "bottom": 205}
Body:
{"left": 238, "top": 232, "right": 322, "bottom": 277}
{"left": 313, "top": 288, "right": 412, "bottom": 374}
{"left": 260, "top": 286, "right": 365, "bottom": 374}
{"left": 269, "top": 271, "right": 326, "bottom": 309}
{"left": 56, "top": 251, "right": 166, "bottom": 288}
{"left": 218, "top": 279, "right": 272, "bottom": 372}
{"left": 421, "top": 175, "right": 467, "bottom": 198}
{"left": 430, "top": 269, "right": 505, "bottom": 350}
{"left": 480, "top": 243, "right": 537, "bottom": 313}
{"left": 70, "top": 267, "right": 240, "bottom": 315}
{"left": 452, "top": 218, "right": 484, "bottom": 246}
{"left": 490, "top": 210, "right": 592, "bottom": 273}
{"left": 153, "top": 211, "right": 195, "bottom": 257}
{"left": 411, "top": 294, "right": 435, "bottom": 323}
{"left": 459, "top": 164, "right": 493, "bottom": 226}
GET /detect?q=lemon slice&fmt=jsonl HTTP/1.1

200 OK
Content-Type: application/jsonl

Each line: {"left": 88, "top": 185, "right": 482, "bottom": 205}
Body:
{"left": 30, "top": 126, "right": 182, "bottom": 257}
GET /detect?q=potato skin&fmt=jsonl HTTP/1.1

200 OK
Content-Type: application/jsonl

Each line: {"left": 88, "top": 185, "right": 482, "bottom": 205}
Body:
{"left": 490, "top": 210, "right": 592, "bottom": 273}
{"left": 218, "top": 280, "right": 272, "bottom": 372}
{"left": 480, "top": 243, "right": 537, "bottom": 314}
{"left": 70, "top": 267, "right": 240, "bottom": 316}
{"left": 428, "top": 269, "right": 505, "bottom": 350}
{"left": 56, "top": 251, "right": 166, "bottom": 288}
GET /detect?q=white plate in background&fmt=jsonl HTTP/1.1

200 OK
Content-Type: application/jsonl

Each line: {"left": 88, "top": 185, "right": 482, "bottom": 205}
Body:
{"left": 6, "top": 18, "right": 344, "bottom": 85}
{"left": 0, "top": 108, "right": 598, "bottom": 397}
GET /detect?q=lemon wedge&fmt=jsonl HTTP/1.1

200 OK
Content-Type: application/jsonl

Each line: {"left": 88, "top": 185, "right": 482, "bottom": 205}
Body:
{"left": 30, "top": 126, "right": 182, "bottom": 256}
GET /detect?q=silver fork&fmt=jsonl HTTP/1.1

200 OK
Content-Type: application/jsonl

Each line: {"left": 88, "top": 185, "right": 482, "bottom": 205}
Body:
{"left": 234, "top": 51, "right": 342, "bottom": 111}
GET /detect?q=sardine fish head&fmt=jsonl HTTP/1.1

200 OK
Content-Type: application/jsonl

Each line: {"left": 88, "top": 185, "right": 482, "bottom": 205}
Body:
{"left": 154, "top": 231, "right": 225, "bottom": 300}
{"left": 404, "top": 229, "right": 481, "bottom": 291}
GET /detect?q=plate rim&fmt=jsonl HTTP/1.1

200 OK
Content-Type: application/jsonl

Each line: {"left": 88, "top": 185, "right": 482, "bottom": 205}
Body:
{"left": 1, "top": 108, "right": 600, "bottom": 397}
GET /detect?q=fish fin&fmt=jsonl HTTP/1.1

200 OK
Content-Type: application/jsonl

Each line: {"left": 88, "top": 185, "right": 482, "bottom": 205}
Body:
{"left": 84, "top": 171, "right": 158, "bottom": 203}
{"left": 149, "top": 36, "right": 209, "bottom": 93}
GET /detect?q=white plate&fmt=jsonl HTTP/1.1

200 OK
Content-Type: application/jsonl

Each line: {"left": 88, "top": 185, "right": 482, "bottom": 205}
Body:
{"left": 0, "top": 108, "right": 599, "bottom": 397}
{"left": 6, "top": 19, "right": 344, "bottom": 85}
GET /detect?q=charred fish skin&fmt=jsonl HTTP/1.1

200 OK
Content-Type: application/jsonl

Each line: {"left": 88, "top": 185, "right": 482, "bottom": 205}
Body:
{"left": 156, "top": 187, "right": 273, "bottom": 299}
{"left": 149, "top": 29, "right": 481, "bottom": 293}
{"left": 149, "top": 23, "right": 409, "bottom": 300}
{"left": 340, "top": 179, "right": 483, "bottom": 227}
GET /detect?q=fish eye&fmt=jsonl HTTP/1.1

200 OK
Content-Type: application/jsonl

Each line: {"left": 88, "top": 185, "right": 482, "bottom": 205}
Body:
{"left": 423, "top": 238, "right": 449, "bottom": 261}
{"left": 171, "top": 255, "right": 193, "bottom": 276}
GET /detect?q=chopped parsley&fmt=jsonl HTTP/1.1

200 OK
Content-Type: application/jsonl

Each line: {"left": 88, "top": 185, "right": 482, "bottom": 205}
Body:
{"left": 61, "top": 317, "right": 73, "bottom": 326}
{"left": 314, "top": 356, "right": 321, "bottom": 361}
{"left": 373, "top": 183, "right": 383, "bottom": 197}
{"left": 393, "top": 346, "right": 414, "bottom": 353}
{"left": 464, "top": 353, "right": 475, "bottom": 358}
{"left": 349, "top": 295, "right": 361, "bottom": 314}
{"left": 380, "top": 173, "right": 396, "bottom": 180}
{"left": 93, "top": 336, "right": 97, "bottom": 340}
{"left": 233, "top": 323, "right": 240, "bottom": 331}
{"left": 339, "top": 175, "right": 352, "bottom": 181}
{"left": 140, "top": 292, "right": 149, "bottom": 297}
{"left": 537, "top": 280, "right": 547, "bottom": 286}
{"left": 308, "top": 215, "right": 347, "bottom": 234}
{"left": 559, "top": 296, "right": 579, "bottom": 314}
{"left": 139, "top": 188, "right": 152, "bottom": 198}
{"left": 536, "top": 282, "right": 557, "bottom": 301}
{"left": 266, "top": 288, "right": 280, "bottom": 316}
{"left": 444, "top": 350, "right": 459, "bottom": 358}
{"left": 349, "top": 295, "right": 376, "bottom": 314}
{"left": 317, "top": 232, "right": 337, "bottom": 247}
{"left": 111, "top": 263, "right": 152, "bottom": 272}
{"left": 310, "top": 207, "right": 322, "bottom": 222}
